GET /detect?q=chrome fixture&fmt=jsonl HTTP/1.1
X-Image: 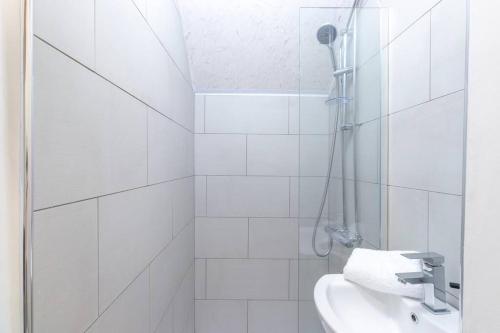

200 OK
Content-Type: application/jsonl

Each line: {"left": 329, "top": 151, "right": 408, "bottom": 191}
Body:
{"left": 312, "top": 20, "right": 361, "bottom": 258}
{"left": 333, "top": 66, "right": 353, "bottom": 77}
{"left": 396, "top": 252, "right": 450, "bottom": 314}
{"left": 324, "top": 225, "right": 362, "bottom": 248}
{"left": 312, "top": 23, "right": 340, "bottom": 257}
{"left": 317, "top": 24, "right": 338, "bottom": 73}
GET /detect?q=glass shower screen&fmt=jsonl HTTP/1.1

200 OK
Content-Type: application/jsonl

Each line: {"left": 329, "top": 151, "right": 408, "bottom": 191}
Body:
{"left": 298, "top": 5, "right": 388, "bottom": 332}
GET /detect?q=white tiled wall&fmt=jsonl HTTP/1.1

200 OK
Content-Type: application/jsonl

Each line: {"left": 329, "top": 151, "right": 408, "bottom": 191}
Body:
{"left": 195, "top": 93, "right": 323, "bottom": 333}
{"left": 385, "top": 0, "right": 467, "bottom": 307}
{"left": 32, "top": 0, "right": 194, "bottom": 332}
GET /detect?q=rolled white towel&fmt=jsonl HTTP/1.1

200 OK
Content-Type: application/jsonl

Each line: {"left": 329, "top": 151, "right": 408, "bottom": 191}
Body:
{"left": 343, "top": 248, "right": 424, "bottom": 299}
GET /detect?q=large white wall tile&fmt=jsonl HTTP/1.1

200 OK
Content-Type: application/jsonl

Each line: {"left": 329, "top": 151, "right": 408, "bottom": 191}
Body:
{"left": 149, "top": 110, "right": 194, "bottom": 183}
{"left": 357, "top": 50, "right": 388, "bottom": 123}
{"left": 172, "top": 177, "right": 195, "bottom": 236}
{"left": 299, "top": 219, "right": 330, "bottom": 259}
{"left": 356, "top": 7, "right": 389, "bottom": 66}
{"left": 388, "top": 186, "right": 428, "bottom": 251}
{"left": 34, "top": 0, "right": 95, "bottom": 67}
{"left": 95, "top": 0, "right": 193, "bottom": 130}
{"left": 150, "top": 223, "right": 194, "bottom": 330}
{"left": 205, "top": 94, "right": 289, "bottom": 134}
{"left": 247, "top": 135, "right": 299, "bottom": 176}
{"left": 290, "top": 177, "right": 299, "bottom": 217}
{"left": 147, "top": 0, "right": 191, "bottom": 81}
{"left": 207, "top": 176, "right": 290, "bottom": 217}
{"left": 299, "top": 135, "right": 329, "bottom": 177}
{"left": 248, "top": 301, "right": 298, "bottom": 333}
{"left": 155, "top": 304, "right": 174, "bottom": 333}
{"left": 249, "top": 219, "right": 298, "bottom": 259}
{"left": 298, "top": 260, "right": 328, "bottom": 301}
{"left": 299, "top": 95, "right": 329, "bottom": 134}
{"left": 194, "top": 94, "right": 205, "bottom": 133}
{"left": 98, "top": 183, "right": 172, "bottom": 311}
{"left": 388, "top": 13, "right": 430, "bottom": 113}
{"left": 356, "top": 120, "right": 380, "bottom": 183}
{"left": 33, "top": 200, "right": 98, "bottom": 333}
{"left": 195, "top": 134, "right": 246, "bottom": 175}
{"left": 195, "top": 259, "right": 206, "bottom": 299}
{"left": 389, "top": 91, "right": 465, "bottom": 194}
{"left": 132, "top": 0, "right": 147, "bottom": 16}
{"left": 33, "top": 39, "right": 148, "bottom": 210}
{"left": 206, "top": 259, "right": 289, "bottom": 299}
{"left": 299, "top": 177, "right": 327, "bottom": 218}
{"left": 195, "top": 218, "right": 248, "bottom": 258}
{"left": 430, "top": 0, "right": 467, "bottom": 98}
{"left": 429, "top": 192, "right": 462, "bottom": 298}
{"left": 87, "top": 270, "right": 149, "bottom": 333}
{"left": 384, "top": 0, "right": 440, "bottom": 41}
{"left": 173, "top": 267, "right": 195, "bottom": 333}
{"left": 356, "top": 182, "right": 382, "bottom": 248}
{"left": 289, "top": 96, "right": 300, "bottom": 134}
{"left": 299, "top": 301, "right": 324, "bottom": 333}
{"left": 195, "top": 176, "right": 207, "bottom": 216}
{"left": 195, "top": 300, "right": 247, "bottom": 333}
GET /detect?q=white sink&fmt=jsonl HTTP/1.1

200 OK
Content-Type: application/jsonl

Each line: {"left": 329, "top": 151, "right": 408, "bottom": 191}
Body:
{"left": 314, "top": 274, "right": 459, "bottom": 333}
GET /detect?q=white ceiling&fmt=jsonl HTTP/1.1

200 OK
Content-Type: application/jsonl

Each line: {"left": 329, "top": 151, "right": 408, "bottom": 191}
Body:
{"left": 177, "top": 0, "right": 356, "bottom": 93}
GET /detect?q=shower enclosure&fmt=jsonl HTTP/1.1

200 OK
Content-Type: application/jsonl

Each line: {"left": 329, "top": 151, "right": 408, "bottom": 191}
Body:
{"left": 298, "top": 4, "right": 388, "bottom": 331}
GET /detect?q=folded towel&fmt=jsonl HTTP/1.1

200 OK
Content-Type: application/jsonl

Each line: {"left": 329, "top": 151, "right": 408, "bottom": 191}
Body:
{"left": 343, "top": 248, "right": 424, "bottom": 299}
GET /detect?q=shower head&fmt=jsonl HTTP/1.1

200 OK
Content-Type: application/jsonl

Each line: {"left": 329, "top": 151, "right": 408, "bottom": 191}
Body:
{"left": 317, "top": 24, "right": 338, "bottom": 71}
{"left": 317, "top": 24, "right": 337, "bottom": 45}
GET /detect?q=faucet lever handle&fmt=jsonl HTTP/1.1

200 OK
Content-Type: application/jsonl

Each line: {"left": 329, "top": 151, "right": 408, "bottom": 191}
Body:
{"left": 401, "top": 252, "right": 444, "bottom": 267}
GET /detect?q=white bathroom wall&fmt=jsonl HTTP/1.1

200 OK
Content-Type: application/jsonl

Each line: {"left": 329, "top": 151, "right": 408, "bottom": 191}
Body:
{"left": 32, "top": 0, "right": 194, "bottom": 332}
{"left": 194, "top": 93, "right": 333, "bottom": 333}
{"left": 383, "top": 0, "right": 467, "bottom": 307}
{"left": 0, "top": 0, "right": 23, "bottom": 332}
{"left": 462, "top": 1, "right": 500, "bottom": 331}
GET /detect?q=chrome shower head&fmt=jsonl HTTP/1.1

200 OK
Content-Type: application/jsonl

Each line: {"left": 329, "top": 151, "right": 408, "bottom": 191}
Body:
{"left": 317, "top": 24, "right": 338, "bottom": 45}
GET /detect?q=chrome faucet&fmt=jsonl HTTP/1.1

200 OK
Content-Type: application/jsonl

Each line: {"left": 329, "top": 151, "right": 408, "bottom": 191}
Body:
{"left": 395, "top": 252, "right": 449, "bottom": 314}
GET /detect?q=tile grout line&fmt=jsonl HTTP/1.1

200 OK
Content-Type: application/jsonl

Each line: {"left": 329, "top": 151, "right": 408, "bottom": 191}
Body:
{"left": 429, "top": 9, "right": 433, "bottom": 100}
{"left": 146, "top": 108, "right": 149, "bottom": 184}
{"left": 34, "top": 175, "right": 194, "bottom": 213}
{"left": 128, "top": 0, "right": 192, "bottom": 86}
{"left": 96, "top": 198, "right": 100, "bottom": 315}
{"left": 34, "top": 35, "right": 195, "bottom": 135}
{"left": 203, "top": 95, "right": 206, "bottom": 133}
{"left": 204, "top": 258, "right": 208, "bottom": 299}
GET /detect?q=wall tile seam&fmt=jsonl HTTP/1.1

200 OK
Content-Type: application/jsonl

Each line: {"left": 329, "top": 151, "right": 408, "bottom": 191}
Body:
{"left": 34, "top": 35, "right": 195, "bottom": 134}
{"left": 34, "top": 175, "right": 195, "bottom": 213}
{"left": 152, "top": 261, "right": 195, "bottom": 333}
{"left": 386, "top": 0, "right": 444, "bottom": 48}
{"left": 195, "top": 216, "right": 299, "bottom": 221}
{"left": 199, "top": 132, "right": 307, "bottom": 136}
{"left": 196, "top": 133, "right": 302, "bottom": 137}
{"left": 199, "top": 175, "right": 319, "bottom": 178}
{"left": 194, "top": 298, "right": 300, "bottom": 302}
{"left": 92, "top": 219, "right": 195, "bottom": 322}
{"left": 203, "top": 258, "right": 303, "bottom": 262}
{"left": 127, "top": 0, "right": 193, "bottom": 86}
{"left": 386, "top": 184, "right": 464, "bottom": 198}
{"left": 195, "top": 173, "right": 300, "bottom": 178}
{"left": 195, "top": 256, "right": 300, "bottom": 260}
{"left": 387, "top": 88, "right": 465, "bottom": 117}
{"left": 86, "top": 263, "right": 150, "bottom": 331}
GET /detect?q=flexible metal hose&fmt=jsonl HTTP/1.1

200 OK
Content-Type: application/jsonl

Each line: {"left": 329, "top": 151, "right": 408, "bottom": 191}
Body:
{"left": 311, "top": 99, "right": 341, "bottom": 257}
